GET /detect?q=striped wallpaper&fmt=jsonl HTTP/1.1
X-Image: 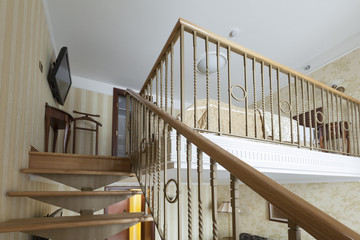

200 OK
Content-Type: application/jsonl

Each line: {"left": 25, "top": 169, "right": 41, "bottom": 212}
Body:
{"left": 0, "top": 1, "right": 113, "bottom": 239}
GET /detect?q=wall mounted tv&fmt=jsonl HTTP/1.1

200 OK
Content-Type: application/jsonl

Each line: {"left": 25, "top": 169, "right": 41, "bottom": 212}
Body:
{"left": 47, "top": 46, "right": 72, "bottom": 106}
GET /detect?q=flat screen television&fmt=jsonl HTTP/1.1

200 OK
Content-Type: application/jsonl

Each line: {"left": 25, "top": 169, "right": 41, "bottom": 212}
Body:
{"left": 47, "top": 47, "right": 72, "bottom": 106}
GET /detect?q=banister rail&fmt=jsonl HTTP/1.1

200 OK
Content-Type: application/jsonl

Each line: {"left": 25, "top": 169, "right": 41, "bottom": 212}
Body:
{"left": 139, "top": 17, "right": 360, "bottom": 157}
{"left": 127, "top": 88, "right": 360, "bottom": 240}
{"left": 140, "top": 18, "right": 360, "bottom": 105}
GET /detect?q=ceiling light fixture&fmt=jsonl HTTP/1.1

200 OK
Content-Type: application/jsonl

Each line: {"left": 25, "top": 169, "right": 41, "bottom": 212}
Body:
{"left": 197, "top": 52, "right": 227, "bottom": 74}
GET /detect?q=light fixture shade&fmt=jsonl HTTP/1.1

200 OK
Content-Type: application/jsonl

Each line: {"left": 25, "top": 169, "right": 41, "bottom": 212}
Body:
{"left": 197, "top": 52, "right": 227, "bottom": 74}
{"left": 218, "top": 201, "right": 232, "bottom": 213}
{"left": 218, "top": 201, "right": 241, "bottom": 213}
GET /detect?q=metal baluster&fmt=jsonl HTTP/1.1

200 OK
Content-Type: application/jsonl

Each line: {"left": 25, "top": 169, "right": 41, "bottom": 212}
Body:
{"left": 335, "top": 94, "right": 341, "bottom": 153}
{"left": 253, "top": 58, "right": 257, "bottom": 138}
{"left": 277, "top": 68, "right": 281, "bottom": 142}
{"left": 210, "top": 158, "right": 218, "bottom": 240}
{"left": 312, "top": 85, "right": 318, "bottom": 149}
{"left": 351, "top": 102, "right": 356, "bottom": 155}
{"left": 327, "top": 91, "right": 333, "bottom": 151}
{"left": 160, "top": 60, "right": 163, "bottom": 109}
{"left": 186, "top": 140, "right": 193, "bottom": 240}
{"left": 301, "top": 78, "right": 306, "bottom": 147}
{"left": 288, "top": 74, "right": 293, "bottom": 144}
{"left": 176, "top": 132, "right": 182, "bottom": 240}
{"left": 156, "top": 69, "right": 159, "bottom": 107}
{"left": 295, "top": 76, "right": 300, "bottom": 147}
{"left": 165, "top": 53, "right": 168, "bottom": 112}
{"left": 217, "top": 42, "right": 221, "bottom": 134}
{"left": 231, "top": 175, "right": 240, "bottom": 239}
{"left": 340, "top": 96, "right": 345, "bottom": 153}
{"left": 244, "top": 53, "right": 248, "bottom": 137}
{"left": 163, "top": 121, "right": 168, "bottom": 238}
{"left": 307, "top": 82, "right": 313, "bottom": 149}
{"left": 197, "top": 148, "right": 204, "bottom": 240}
{"left": 157, "top": 115, "right": 161, "bottom": 226}
{"left": 269, "top": 65, "right": 274, "bottom": 141}
{"left": 126, "top": 95, "right": 130, "bottom": 155}
{"left": 144, "top": 102, "right": 149, "bottom": 215}
{"left": 288, "top": 220, "right": 301, "bottom": 240}
{"left": 261, "top": 61, "right": 266, "bottom": 139}
{"left": 206, "top": 36, "right": 210, "bottom": 130}
{"left": 355, "top": 103, "right": 360, "bottom": 155}
{"left": 321, "top": 88, "right": 327, "bottom": 150}
{"left": 171, "top": 42, "right": 174, "bottom": 116}
{"left": 180, "top": 24, "right": 185, "bottom": 122}
{"left": 227, "top": 47, "right": 232, "bottom": 134}
{"left": 193, "top": 31, "right": 197, "bottom": 128}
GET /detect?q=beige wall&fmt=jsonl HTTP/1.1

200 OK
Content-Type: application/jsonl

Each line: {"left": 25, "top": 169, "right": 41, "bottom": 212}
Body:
{"left": 0, "top": 1, "right": 114, "bottom": 239}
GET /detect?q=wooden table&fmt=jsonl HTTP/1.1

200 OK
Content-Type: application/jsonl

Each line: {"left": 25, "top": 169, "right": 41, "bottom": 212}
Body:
{"left": 318, "top": 121, "right": 350, "bottom": 153}
{"left": 45, "top": 103, "right": 74, "bottom": 153}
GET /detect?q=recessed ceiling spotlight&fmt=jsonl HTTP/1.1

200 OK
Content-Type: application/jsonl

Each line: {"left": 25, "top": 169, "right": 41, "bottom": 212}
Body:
{"left": 304, "top": 65, "right": 311, "bottom": 71}
{"left": 229, "top": 28, "right": 240, "bottom": 38}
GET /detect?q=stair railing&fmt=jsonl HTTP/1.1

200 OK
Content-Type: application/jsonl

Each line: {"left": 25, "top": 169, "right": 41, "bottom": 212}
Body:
{"left": 127, "top": 88, "right": 360, "bottom": 240}
{"left": 139, "top": 18, "right": 360, "bottom": 157}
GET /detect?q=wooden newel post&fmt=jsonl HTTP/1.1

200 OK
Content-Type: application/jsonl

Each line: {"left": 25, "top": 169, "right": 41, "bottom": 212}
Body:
{"left": 288, "top": 220, "right": 301, "bottom": 240}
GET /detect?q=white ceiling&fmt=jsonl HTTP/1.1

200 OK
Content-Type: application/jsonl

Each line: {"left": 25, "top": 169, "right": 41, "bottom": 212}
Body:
{"left": 44, "top": 0, "right": 360, "bottom": 92}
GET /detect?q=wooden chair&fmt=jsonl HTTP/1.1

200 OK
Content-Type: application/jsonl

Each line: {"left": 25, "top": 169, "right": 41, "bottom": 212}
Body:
{"left": 72, "top": 110, "right": 102, "bottom": 155}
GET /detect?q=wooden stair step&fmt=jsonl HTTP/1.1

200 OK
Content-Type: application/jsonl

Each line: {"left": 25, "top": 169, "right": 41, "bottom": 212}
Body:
{"left": 29, "top": 152, "right": 131, "bottom": 172}
{"left": 22, "top": 169, "right": 136, "bottom": 190}
{"left": 0, "top": 212, "right": 152, "bottom": 240}
{"left": 7, "top": 190, "right": 142, "bottom": 213}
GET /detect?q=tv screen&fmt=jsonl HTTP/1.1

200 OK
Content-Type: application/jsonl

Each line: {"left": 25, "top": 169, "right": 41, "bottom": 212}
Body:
{"left": 47, "top": 47, "right": 72, "bottom": 106}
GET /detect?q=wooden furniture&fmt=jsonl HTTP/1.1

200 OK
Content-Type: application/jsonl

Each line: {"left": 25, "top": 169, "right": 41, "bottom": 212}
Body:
{"left": 292, "top": 107, "right": 323, "bottom": 127}
{"left": 318, "top": 121, "right": 350, "bottom": 153}
{"left": 72, "top": 110, "right": 102, "bottom": 155}
{"left": 45, "top": 103, "right": 73, "bottom": 153}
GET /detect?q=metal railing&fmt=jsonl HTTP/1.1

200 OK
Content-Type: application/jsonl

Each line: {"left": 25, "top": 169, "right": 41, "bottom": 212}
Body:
{"left": 127, "top": 88, "right": 360, "bottom": 240}
{"left": 139, "top": 18, "right": 360, "bottom": 157}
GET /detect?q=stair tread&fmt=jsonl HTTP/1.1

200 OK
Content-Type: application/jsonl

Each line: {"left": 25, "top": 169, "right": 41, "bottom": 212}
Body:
{"left": 7, "top": 190, "right": 142, "bottom": 197}
{"left": 0, "top": 212, "right": 152, "bottom": 233}
{"left": 21, "top": 168, "right": 135, "bottom": 176}
{"left": 29, "top": 152, "right": 129, "bottom": 161}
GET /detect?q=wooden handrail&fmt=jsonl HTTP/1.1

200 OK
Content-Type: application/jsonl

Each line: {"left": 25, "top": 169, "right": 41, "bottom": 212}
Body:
{"left": 140, "top": 18, "right": 360, "bottom": 105}
{"left": 127, "top": 88, "right": 360, "bottom": 240}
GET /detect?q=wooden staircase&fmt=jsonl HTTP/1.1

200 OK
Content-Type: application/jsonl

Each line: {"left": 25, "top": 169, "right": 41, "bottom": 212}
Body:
{"left": 0, "top": 151, "right": 152, "bottom": 240}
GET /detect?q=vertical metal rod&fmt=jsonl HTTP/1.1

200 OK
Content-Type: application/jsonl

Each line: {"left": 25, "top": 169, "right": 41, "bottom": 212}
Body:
{"left": 230, "top": 175, "right": 240, "bottom": 239}
{"left": 277, "top": 68, "right": 281, "bottom": 142}
{"left": 346, "top": 99, "right": 351, "bottom": 154}
{"left": 288, "top": 220, "right": 301, "bottom": 240}
{"left": 340, "top": 96, "right": 345, "bottom": 153}
{"left": 261, "top": 61, "right": 266, "bottom": 139}
{"left": 269, "top": 65, "right": 274, "bottom": 141}
{"left": 294, "top": 76, "right": 300, "bottom": 147}
{"left": 351, "top": 102, "right": 356, "bottom": 155}
{"left": 321, "top": 88, "right": 327, "bottom": 150}
{"left": 171, "top": 42, "right": 174, "bottom": 116}
{"left": 312, "top": 85, "right": 318, "bottom": 149}
{"left": 288, "top": 74, "right": 293, "bottom": 144}
{"left": 193, "top": 31, "right": 197, "bottom": 129}
{"left": 163, "top": 122, "right": 168, "bottom": 238}
{"left": 156, "top": 69, "right": 159, "bottom": 107}
{"left": 335, "top": 94, "right": 341, "bottom": 153}
{"left": 328, "top": 92, "right": 333, "bottom": 151}
{"left": 217, "top": 42, "right": 221, "bottom": 134}
{"left": 165, "top": 53, "right": 168, "bottom": 112}
{"left": 144, "top": 102, "right": 149, "bottom": 215}
{"left": 176, "top": 132, "right": 182, "bottom": 240}
{"left": 356, "top": 103, "right": 360, "bottom": 155}
{"left": 180, "top": 24, "right": 185, "bottom": 122}
{"left": 126, "top": 95, "right": 130, "bottom": 155}
{"left": 160, "top": 60, "right": 163, "bottom": 109}
{"left": 206, "top": 36, "right": 210, "bottom": 130}
{"left": 197, "top": 148, "right": 204, "bottom": 240}
{"left": 253, "top": 58, "right": 257, "bottom": 138}
{"left": 244, "top": 53, "right": 248, "bottom": 137}
{"left": 307, "top": 81, "right": 313, "bottom": 149}
{"left": 186, "top": 140, "right": 193, "bottom": 240}
{"left": 227, "top": 47, "right": 232, "bottom": 134}
{"left": 157, "top": 116, "right": 161, "bottom": 227}
{"left": 301, "top": 78, "right": 306, "bottom": 146}
{"left": 210, "top": 158, "right": 218, "bottom": 240}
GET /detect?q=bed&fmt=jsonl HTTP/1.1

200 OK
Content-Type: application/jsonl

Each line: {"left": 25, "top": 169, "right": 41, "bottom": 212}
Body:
{"left": 182, "top": 99, "right": 317, "bottom": 145}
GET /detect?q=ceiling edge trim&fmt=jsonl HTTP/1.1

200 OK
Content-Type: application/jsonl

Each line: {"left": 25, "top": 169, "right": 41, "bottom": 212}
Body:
{"left": 300, "top": 32, "right": 360, "bottom": 75}
{"left": 72, "top": 75, "right": 134, "bottom": 96}
{"left": 41, "top": 0, "right": 57, "bottom": 55}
